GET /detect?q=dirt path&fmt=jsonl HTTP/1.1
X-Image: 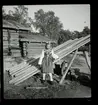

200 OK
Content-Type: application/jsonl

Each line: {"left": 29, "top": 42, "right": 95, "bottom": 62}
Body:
{"left": 54, "top": 82, "right": 91, "bottom": 98}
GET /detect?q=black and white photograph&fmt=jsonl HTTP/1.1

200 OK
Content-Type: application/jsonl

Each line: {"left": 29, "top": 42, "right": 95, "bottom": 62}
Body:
{"left": 2, "top": 4, "right": 91, "bottom": 99}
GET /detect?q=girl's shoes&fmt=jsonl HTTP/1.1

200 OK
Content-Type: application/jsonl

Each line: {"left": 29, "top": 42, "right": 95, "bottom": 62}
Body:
{"left": 40, "top": 79, "right": 45, "bottom": 84}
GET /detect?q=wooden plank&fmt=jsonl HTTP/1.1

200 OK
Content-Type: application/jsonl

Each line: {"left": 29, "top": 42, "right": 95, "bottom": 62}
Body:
{"left": 27, "top": 50, "right": 42, "bottom": 52}
{"left": 83, "top": 51, "right": 91, "bottom": 70}
{"left": 10, "top": 33, "right": 19, "bottom": 35}
{"left": 54, "top": 39, "right": 79, "bottom": 53}
{"left": 14, "top": 66, "right": 37, "bottom": 78}
{"left": 10, "top": 43, "right": 19, "bottom": 45}
{"left": 10, "top": 44, "right": 19, "bottom": 46}
{"left": 25, "top": 86, "right": 48, "bottom": 89}
{"left": 10, "top": 63, "right": 29, "bottom": 74}
{"left": 59, "top": 49, "right": 78, "bottom": 84}
{"left": 58, "top": 38, "right": 90, "bottom": 58}
{"left": 3, "top": 45, "right": 8, "bottom": 48}
{"left": 11, "top": 50, "right": 20, "bottom": 53}
{"left": 9, "top": 66, "right": 38, "bottom": 84}
{"left": 53, "top": 40, "right": 73, "bottom": 51}
{"left": 10, "top": 39, "right": 19, "bottom": 42}
{"left": 15, "top": 70, "right": 40, "bottom": 85}
{"left": 3, "top": 29, "right": 9, "bottom": 31}
{"left": 3, "top": 36, "right": 8, "bottom": 40}
{"left": 3, "top": 32, "right": 8, "bottom": 35}
{"left": 11, "top": 64, "right": 31, "bottom": 76}
{"left": 55, "top": 38, "right": 83, "bottom": 55}
{"left": 54, "top": 38, "right": 90, "bottom": 63}
{"left": 9, "top": 61, "right": 27, "bottom": 72}
{"left": 3, "top": 41, "right": 8, "bottom": 44}
{"left": 28, "top": 44, "right": 45, "bottom": 46}
{"left": 9, "top": 66, "right": 33, "bottom": 83}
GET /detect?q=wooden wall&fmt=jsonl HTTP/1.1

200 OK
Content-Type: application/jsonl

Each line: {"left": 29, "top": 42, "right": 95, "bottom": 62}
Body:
{"left": 20, "top": 41, "right": 56, "bottom": 58}
{"left": 3, "top": 28, "right": 55, "bottom": 58}
{"left": 27, "top": 42, "right": 45, "bottom": 58}
{"left": 3, "top": 29, "right": 21, "bottom": 57}
{"left": 3, "top": 29, "right": 9, "bottom": 56}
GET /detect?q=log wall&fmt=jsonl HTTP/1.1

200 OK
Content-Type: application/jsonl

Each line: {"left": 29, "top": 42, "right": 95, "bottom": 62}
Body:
{"left": 3, "top": 29, "right": 21, "bottom": 57}
{"left": 27, "top": 42, "right": 45, "bottom": 58}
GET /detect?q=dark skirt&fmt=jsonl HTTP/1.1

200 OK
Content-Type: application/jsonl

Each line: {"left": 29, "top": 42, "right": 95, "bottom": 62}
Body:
{"left": 42, "top": 55, "right": 54, "bottom": 73}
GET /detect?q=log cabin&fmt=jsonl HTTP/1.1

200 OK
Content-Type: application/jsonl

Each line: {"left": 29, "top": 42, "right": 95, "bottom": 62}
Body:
{"left": 3, "top": 19, "right": 56, "bottom": 58}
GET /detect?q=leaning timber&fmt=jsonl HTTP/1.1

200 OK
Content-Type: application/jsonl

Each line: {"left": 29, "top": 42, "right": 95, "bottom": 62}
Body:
{"left": 15, "top": 70, "right": 40, "bottom": 85}
{"left": 8, "top": 35, "right": 90, "bottom": 85}
{"left": 11, "top": 64, "right": 31, "bottom": 77}
{"left": 9, "top": 66, "right": 36, "bottom": 84}
{"left": 10, "top": 63, "right": 29, "bottom": 75}
{"left": 11, "top": 67, "right": 39, "bottom": 84}
{"left": 13, "top": 65, "right": 35, "bottom": 78}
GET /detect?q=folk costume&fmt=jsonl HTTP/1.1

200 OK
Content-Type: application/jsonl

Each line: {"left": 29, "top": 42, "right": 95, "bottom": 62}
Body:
{"left": 38, "top": 47, "right": 58, "bottom": 82}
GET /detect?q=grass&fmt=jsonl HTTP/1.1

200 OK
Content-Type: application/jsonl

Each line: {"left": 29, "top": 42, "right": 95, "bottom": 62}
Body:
{"left": 4, "top": 70, "right": 91, "bottom": 99}
{"left": 3, "top": 54, "right": 91, "bottom": 99}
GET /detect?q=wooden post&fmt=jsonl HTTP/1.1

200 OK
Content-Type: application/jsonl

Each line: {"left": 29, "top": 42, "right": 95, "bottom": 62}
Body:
{"left": 83, "top": 51, "right": 91, "bottom": 71}
{"left": 59, "top": 49, "right": 78, "bottom": 84}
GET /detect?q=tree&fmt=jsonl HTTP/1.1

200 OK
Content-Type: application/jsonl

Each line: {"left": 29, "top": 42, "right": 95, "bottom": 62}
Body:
{"left": 72, "top": 31, "right": 81, "bottom": 39}
{"left": 2, "top": 5, "right": 33, "bottom": 29}
{"left": 12, "top": 5, "right": 28, "bottom": 24}
{"left": 82, "top": 26, "right": 90, "bottom": 37}
{"left": 33, "top": 9, "right": 63, "bottom": 40}
{"left": 58, "top": 29, "right": 72, "bottom": 45}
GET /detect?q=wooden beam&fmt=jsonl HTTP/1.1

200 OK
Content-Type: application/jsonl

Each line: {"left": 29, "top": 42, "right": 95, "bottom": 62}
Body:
{"left": 25, "top": 86, "right": 48, "bottom": 89}
{"left": 9, "top": 66, "right": 38, "bottom": 84}
{"left": 15, "top": 70, "right": 40, "bottom": 85}
{"left": 59, "top": 49, "right": 78, "bottom": 84}
{"left": 11, "top": 64, "right": 31, "bottom": 77}
{"left": 83, "top": 51, "right": 91, "bottom": 71}
{"left": 54, "top": 38, "right": 90, "bottom": 63}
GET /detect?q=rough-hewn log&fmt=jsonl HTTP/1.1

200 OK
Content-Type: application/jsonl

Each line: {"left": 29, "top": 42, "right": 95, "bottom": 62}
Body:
{"left": 10, "top": 67, "right": 39, "bottom": 84}
{"left": 9, "top": 66, "right": 36, "bottom": 84}
{"left": 13, "top": 65, "right": 32, "bottom": 77}
{"left": 15, "top": 70, "right": 40, "bottom": 85}
{"left": 10, "top": 64, "right": 30, "bottom": 75}
{"left": 9, "top": 61, "right": 27, "bottom": 72}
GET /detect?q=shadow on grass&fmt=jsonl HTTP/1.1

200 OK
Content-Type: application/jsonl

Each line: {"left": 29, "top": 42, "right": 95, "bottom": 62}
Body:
{"left": 66, "top": 71, "right": 91, "bottom": 88}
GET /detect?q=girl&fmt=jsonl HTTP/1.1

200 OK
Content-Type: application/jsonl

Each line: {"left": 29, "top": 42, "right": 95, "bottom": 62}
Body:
{"left": 38, "top": 42, "right": 59, "bottom": 85}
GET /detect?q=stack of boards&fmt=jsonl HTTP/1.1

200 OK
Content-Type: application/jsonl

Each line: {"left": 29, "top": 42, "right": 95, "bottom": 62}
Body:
{"left": 9, "top": 58, "right": 40, "bottom": 85}
{"left": 8, "top": 35, "right": 90, "bottom": 85}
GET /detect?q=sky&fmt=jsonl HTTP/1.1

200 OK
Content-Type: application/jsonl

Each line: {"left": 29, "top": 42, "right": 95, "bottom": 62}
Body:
{"left": 3, "top": 5, "right": 90, "bottom": 32}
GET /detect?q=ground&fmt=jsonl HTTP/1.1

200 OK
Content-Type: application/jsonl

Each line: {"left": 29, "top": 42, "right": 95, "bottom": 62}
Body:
{"left": 3, "top": 53, "right": 91, "bottom": 99}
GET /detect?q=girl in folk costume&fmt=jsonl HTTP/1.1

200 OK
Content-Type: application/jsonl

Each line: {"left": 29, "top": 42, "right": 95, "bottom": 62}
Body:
{"left": 38, "top": 42, "right": 59, "bottom": 85}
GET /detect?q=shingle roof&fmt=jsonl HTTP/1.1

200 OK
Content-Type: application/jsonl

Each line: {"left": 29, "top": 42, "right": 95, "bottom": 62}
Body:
{"left": 3, "top": 19, "right": 31, "bottom": 31}
{"left": 19, "top": 33, "right": 56, "bottom": 43}
{"left": 3, "top": 20, "right": 18, "bottom": 29}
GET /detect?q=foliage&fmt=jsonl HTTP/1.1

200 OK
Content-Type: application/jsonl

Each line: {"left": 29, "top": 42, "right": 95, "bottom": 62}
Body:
{"left": 2, "top": 5, "right": 33, "bottom": 28}
{"left": 33, "top": 9, "right": 63, "bottom": 40}
{"left": 58, "top": 29, "right": 71, "bottom": 45}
